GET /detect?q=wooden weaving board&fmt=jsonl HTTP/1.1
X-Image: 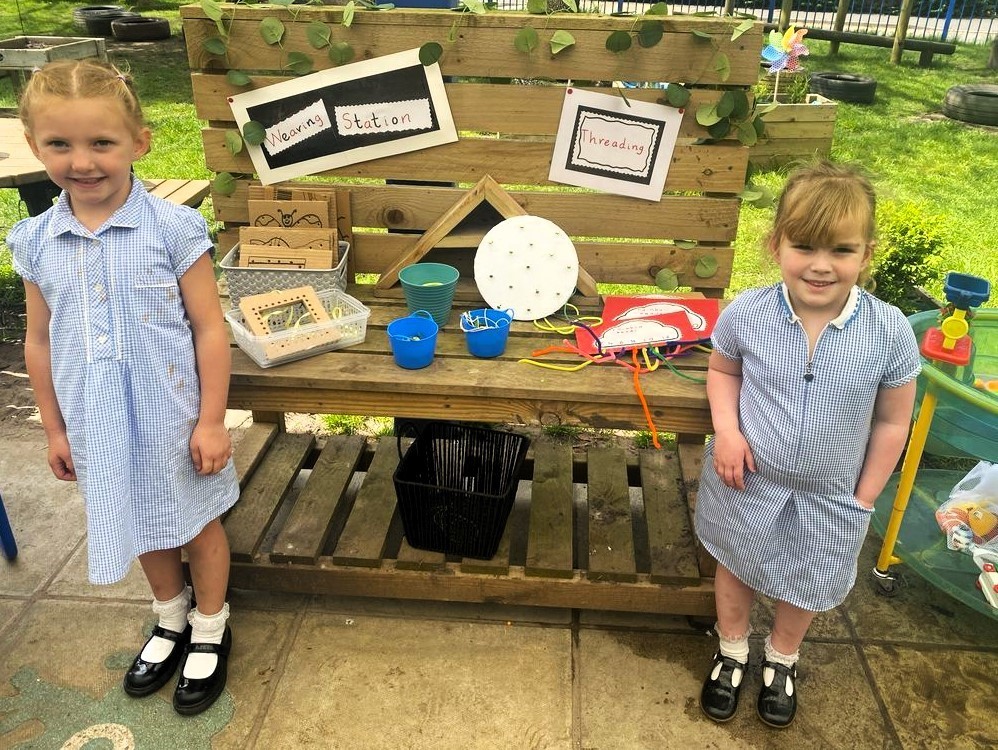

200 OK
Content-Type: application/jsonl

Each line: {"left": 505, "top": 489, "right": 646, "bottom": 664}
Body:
{"left": 238, "top": 228, "right": 337, "bottom": 268}
{"left": 237, "top": 286, "right": 340, "bottom": 360}
{"left": 248, "top": 200, "right": 333, "bottom": 230}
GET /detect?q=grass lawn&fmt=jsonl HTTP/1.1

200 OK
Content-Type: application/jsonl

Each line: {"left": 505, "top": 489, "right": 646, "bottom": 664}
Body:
{"left": 1, "top": 1, "right": 996, "bottom": 308}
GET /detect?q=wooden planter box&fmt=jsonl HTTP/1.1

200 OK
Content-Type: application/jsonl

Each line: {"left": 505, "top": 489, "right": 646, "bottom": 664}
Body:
{"left": 750, "top": 93, "right": 837, "bottom": 169}
{"left": 0, "top": 36, "right": 107, "bottom": 96}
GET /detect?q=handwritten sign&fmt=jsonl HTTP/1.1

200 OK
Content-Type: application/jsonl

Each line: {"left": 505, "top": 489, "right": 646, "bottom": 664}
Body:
{"left": 548, "top": 88, "right": 682, "bottom": 202}
{"left": 228, "top": 49, "right": 457, "bottom": 185}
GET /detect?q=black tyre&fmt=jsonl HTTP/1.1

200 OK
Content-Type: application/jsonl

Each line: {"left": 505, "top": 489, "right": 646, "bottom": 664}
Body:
{"left": 72, "top": 5, "right": 124, "bottom": 29}
{"left": 942, "top": 84, "right": 998, "bottom": 126}
{"left": 83, "top": 11, "right": 137, "bottom": 37}
{"left": 111, "top": 17, "right": 173, "bottom": 42}
{"left": 809, "top": 72, "right": 877, "bottom": 104}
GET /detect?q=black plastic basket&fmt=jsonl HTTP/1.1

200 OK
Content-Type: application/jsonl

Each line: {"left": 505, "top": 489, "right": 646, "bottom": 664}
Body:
{"left": 393, "top": 422, "right": 529, "bottom": 559}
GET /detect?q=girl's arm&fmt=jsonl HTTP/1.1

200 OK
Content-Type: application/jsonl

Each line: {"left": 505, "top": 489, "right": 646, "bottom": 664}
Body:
{"left": 854, "top": 380, "right": 917, "bottom": 509}
{"left": 23, "top": 282, "right": 76, "bottom": 481}
{"left": 706, "top": 350, "right": 756, "bottom": 490}
{"left": 178, "top": 254, "right": 232, "bottom": 476}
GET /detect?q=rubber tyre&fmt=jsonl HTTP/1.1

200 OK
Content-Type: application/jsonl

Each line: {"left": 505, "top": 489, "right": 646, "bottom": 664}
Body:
{"left": 72, "top": 5, "right": 124, "bottom": 29}
{"left": 83, "top": 11, "right": 137, "bottom": 37}
{"left": 809, "top": 72, "right": 877, "bottom": 104}
{"left": 111, "top": 17, "right": 173, "bottom": 42}
{"left": 942, "top": 84, "right": 998, "bottom": 126}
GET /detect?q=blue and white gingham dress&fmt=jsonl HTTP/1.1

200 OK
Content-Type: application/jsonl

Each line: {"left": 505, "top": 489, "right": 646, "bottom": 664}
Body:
{"left": 8, "top": 179, "right": 239, "bottom": 584}
{"left": 694, "top": 283, "right": 921, "bottom": 611}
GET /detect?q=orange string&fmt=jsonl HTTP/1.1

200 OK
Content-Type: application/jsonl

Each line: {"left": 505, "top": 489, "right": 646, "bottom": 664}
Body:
{"left": 631, "top": 349, "right": 661, "bottom": 449}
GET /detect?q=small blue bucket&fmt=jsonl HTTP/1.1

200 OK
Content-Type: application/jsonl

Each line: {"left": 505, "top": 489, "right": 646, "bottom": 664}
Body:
{"left": 387, "top": 311, "right": 439, "bottom": 369}
{"left": 460, "top": 308, "right": 513, "bottom": 358}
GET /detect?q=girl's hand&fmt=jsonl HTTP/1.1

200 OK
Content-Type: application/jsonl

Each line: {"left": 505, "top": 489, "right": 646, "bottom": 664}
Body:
{"left": 47, "top": 431, "right": 76, "bottom": 481}
{"left": 190, "top": 421, "right": 232, "bottom": 476}
{"left": 712, "top": 429, "right": 755, "bottom": 490}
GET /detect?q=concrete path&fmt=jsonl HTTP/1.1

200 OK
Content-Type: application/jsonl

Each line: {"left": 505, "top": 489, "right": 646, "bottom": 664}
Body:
{"left": 2, "top": 420, "right": 997, "bottom": 749}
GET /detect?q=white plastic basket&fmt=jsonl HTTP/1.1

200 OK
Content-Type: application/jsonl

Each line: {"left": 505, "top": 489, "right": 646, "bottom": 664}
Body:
{"left": 225, "top": 288, "right": 370, "bottom": 368}
{"left": 220, "top": 241, "right": 350, "bottom": 309}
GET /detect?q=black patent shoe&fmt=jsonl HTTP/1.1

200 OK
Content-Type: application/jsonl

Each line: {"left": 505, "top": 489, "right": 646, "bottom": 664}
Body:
{"left": 173, "top": 626, "right": 232, "bottom": 716}
{"left": 699, "top": 651, "right": 747, "bottom": 723}
{"left": 757, "top": 659, "right": 797, "bottom": 728}
{"left": 123, "top": 624, "right": 192, "bottom": 697}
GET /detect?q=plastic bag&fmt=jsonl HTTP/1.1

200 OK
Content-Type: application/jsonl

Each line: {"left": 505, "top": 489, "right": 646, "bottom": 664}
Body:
{"left": 935, "top": 461, "right": 998, "bottom": 554}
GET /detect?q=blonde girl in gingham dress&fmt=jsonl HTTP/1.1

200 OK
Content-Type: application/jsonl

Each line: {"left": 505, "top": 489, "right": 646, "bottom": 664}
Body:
{"left": 9, "top": 60, "right": 238, "bottom": 716}
{"left": 694, "top": 162, "right": 921, "bottom": 728}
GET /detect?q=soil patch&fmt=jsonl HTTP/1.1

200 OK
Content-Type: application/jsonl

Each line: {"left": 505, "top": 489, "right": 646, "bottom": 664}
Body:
{"left": 0, "top": 340, "right": 36, "bottom": 424}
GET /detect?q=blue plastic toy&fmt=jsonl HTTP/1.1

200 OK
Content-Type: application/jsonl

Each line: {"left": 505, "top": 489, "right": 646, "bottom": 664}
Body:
{"left": 0, "top": 491, "right": 17, "bottom": 560}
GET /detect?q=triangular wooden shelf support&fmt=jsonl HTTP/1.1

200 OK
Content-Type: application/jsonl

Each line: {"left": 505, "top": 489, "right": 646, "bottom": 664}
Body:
{"left": 374, "top": 175, "right": 598, "bottom": 298}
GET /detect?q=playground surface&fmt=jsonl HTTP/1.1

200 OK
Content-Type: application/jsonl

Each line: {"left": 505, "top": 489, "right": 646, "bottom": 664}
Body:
{"left": 1, "top": 340, "right": 997, "bottom": 749}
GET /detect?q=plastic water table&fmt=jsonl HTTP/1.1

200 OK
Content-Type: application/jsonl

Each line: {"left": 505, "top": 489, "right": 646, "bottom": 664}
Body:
{"left": 872, "top": 273, "right": 997, "bottom": 618}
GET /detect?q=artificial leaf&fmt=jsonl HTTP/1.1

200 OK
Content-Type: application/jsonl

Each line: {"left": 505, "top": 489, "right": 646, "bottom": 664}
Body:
{"left": 637, "top": 21, "right": 664, "bottom": 48}
{"left": 691, "top": 29, "right": 712, "bottom": 40}
{"left": 665, "top": 84, "right": 691, "bottom": 108}
{"left": 731, "top": 18, "right": 754, "bottom": 41}
{"left": 526, "top": 0, "right": 546, "bottom": 12}
{"left": 645, "top": 2, "right": 669, "bottom": 15}
{"left": 329, "top": 41, "right": 355, "bottom": 65}
{"left": 225, "top": 69, "right": 252, "bottom": 87}
{"left": 203, "top": 36, "right": 227, "bottom": 56}
{"left": 707, "top": 118, "right": 731, "bottom": 139}
{"left": 714, "top": 52, "right": 731, "bottom": 81}
{"left": 715, "top": 90, "right": 734, "bottom": 118}
{"left": 463, "top": 0, "right": 487, "bottom": 13}
{"left": 754, "top": 101, "right": 779, "bottom": 116}
{"left": 605, "top": 30, "right": 632, "bottom": 53}
{"left": 419, "top": 42, "right": 444, "bottom": 66}
{"left": 242, "top": 120, "right": 267, "bottom": 146}
{"left": 342, "top": 1, "right": 356, "bottom": 28}
{"left": 739, "top": 187, "right": 762, "bottom": 201}
{"left": 271, "top": 0, "right": 293, "bottom": 7}
{"left": 550, "top": 31, "right": 575, "bottom": 55}
{"left": 655, "top": 268, "right": 679, "bottom": 291}
{"left": 286, "top": 51, "right": 314, "bottom": 75}
{"left": 514, "top": 27, "right": 539, "bottom": 53}
{"left": 675, "top": 240, "right": 697, "bottom": 249}
{"left": 201, "top": 0, "right": 226, "bottom": 37}
{"left": 729, "top": 89, "right": 749, "bottom": 119}
{"left": 696, "top": 103, "right": 721, "bottom": 126}
{"left": 736, "top": 120, "right": 758, "bottom": 146}
{"left": 753, "top": 115, "right": 767, "bottom": 138}
{"left": 224, "top": 130, "right": 243, "bottom": 156}
{"left": 695, "top": 256, "right": 719, "bottom": 278}
{"left": 212, "top": 172, "right": 237, "bottom": 196}
{"left": 259, "top": 18, "right": 285, "bottom": 45}
{"left": 742, "top": 183, "right": 775, "bottom": 208}
{"left": 307, "top": 21, "right": 331, "bottom": 49}
{"left": 448, "top": 20, "right": 458, "bottom": 43}
{"left": 563, "top": 0, "right": 579, "bottom": 11}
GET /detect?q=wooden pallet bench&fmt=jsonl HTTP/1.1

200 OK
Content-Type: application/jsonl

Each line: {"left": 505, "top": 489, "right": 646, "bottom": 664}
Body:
{"left": 222, "top": 423, "right": 715, "bottom": 616}
{"left": 141, "top": 178, "right": 211, "bottom": 209}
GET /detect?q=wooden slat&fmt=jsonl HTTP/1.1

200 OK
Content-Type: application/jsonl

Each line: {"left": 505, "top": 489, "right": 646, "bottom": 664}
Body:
{"left": 676, "top": 440, "right": 716, "bottom": 579}
{"left": 231, "top": 421, "right": 279, "bottom": 489}
{"left": 586, "top": 445, "right": 637, "bottom": 583}
{"left": 460, "top": 480, "right": 521, "bottom": 576}
{"left": 141, "top": 178, "right": 211, "bottom": 208}
{"left": 270, "top": 435, "right": 366, "bottom": 565}
{"left": 396, "top": 540, "right": 447, "bottom": 570}
{"left": 641, "top": 448, "right": 700, "bottom": 585}
{"left": 525, "top": 439, "right": 575, "bottom": 579}
{"left": 223, "top": 432, "right": 315, "bottom": 562}
{"left": 331, "top": 436, "right": 401, "bottom": 567}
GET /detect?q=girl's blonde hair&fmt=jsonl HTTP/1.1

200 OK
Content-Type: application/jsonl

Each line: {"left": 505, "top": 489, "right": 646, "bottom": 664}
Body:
{"left": 769, "top": 160, "right": 877, "bottom": 251}
{"left": 19, "top": 59, "right": 145, "bottom": 134}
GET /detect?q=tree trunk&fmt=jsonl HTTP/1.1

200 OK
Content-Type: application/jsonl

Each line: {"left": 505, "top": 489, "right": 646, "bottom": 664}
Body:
{"left": 989, "top": 38, "right": 998, "bottom": 70}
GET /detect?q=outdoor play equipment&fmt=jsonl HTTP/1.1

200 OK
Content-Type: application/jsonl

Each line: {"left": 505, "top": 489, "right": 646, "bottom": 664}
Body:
{"left": 872, "top": 272, "right": 996, "bottom": 618}
{"left": 0, "top": 490, "right": 17, "bottom": 561}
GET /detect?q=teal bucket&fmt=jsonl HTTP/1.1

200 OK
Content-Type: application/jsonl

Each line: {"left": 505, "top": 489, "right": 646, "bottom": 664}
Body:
{"left": 399, "top": 263, "right": 459, "bottom": 326}
{"left": 461, "top": 308, "right": 513, "bottom": 358}
{"left": 387, "top": 311, "right": 439, "bottom": 369}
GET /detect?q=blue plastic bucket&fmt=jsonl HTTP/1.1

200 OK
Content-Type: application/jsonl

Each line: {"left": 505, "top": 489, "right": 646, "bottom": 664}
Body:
{"left": 461, "top": 308, "right": 513, "bottom": 358}
{"left": 387, "top": 311, "right": 439, "bottom": 369}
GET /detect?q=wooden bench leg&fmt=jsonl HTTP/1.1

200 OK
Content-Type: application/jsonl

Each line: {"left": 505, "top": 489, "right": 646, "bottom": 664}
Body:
{"left": 918, "top": 49, "right": 934, "bottom": 67}
{"left": 251, "top": 410, "right": 286, "bottom": 432}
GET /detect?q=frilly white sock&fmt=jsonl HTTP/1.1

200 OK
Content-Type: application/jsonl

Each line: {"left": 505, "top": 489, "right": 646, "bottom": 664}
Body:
{"left": 139, "top": 585, "right": 192, "bottom": 663}
{"left": 183, "top": 603, "right": 230, "bottom": 680}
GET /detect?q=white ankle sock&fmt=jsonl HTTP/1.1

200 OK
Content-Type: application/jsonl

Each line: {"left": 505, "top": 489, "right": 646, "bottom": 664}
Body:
{"left": 763, "top": 634, "right": 799, "bottom": 691}
{"left": 183, "top": 603, "right": 230, "bottom": 680}
{"left": 139, "top": 585, "right": 192, "bottom": 663}
{"left": 715, "top": 624, "right": 750, "bottom": 687}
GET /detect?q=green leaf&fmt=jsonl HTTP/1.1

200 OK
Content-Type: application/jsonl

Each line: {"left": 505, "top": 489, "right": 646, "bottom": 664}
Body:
{"left": 694, "top": 256, "right": 719, "bottom": 278}
{"left": 203, "top": 36, "right": 227, "bottom": 56}
{"left": 514, "top": 27, "right": 539, "bottom": 54}
{"left": 201, "top": 0, "right": 223, "bottom": 23}
{"left": 742, "top": 183, "right": 775, "bottom": 208}
{"left": 563, "top": 0, "right": 579, "bottom": 11}
{"left": 714, "top": 52, "right": 731, "bottom": 81}
{"left": 644, "top": 2, "right": 669, "bottom": 15}
{"left": 753, "top": 115, "right": 767, "bottom": 137}
{"left": 691, "top": 29, "right": 713, "bottom": 40}
{"left": 342, "top": 1, "right": 356, "bottom": 28}
{"left": 605, "top": 30, "right": 632, "bottom": 53}
{"left": 665, "top": 84, "right": 691, "bottom": 108}
{"left": 212, "top": 172, "right": 237, "bottom": 196}
{"left": 675, "top": 240, "right": 697, "bottom": 249}
{"left": 696, "top": 103, "right": 721, "bottom": 127}
{"left": 739, "top": 187, "right": 762, "bottom": 202}
{"left": 419, "top": 42, "right": 444, "bottom": 66}
{"left": 707, "top": 118, "right": 731, "bottom": 139}
{"left": 286, "top": 51, "right": 314, "bottom": 75}
{"left": 550, "top": 31, "right": 575, "bottom": 55}
{"left": 526, "top": 0, "right": 546, "bottom": 12}
{"left": 463, "top": 0, "right": 487, "bottom": 13}
{"left": 242, "top": 121, "right": 267, "bottom": 146}
{"left": 715, "top": 91, "right": 734, "bottom": 118}
{"left": 224, "top": 130, "right": 243, "bottom": 156}
{"left": 654, "top": 268, "right": 679, "bottom": 291}
{"left": 731, "top": 18, "right": 755, "bottom": 41}
{"left": 736, "top": 120, "right": 758, "bottom": 146}
{"left": 225, "top": 69, "right": 252, "bottom": 87}
{"left": 637, "top": 21, "right": 664, "bottom": 48}
{"left": 259, "top": 18, "right": 285, "bottom": 46}
{"left": 271, "top": 0, "right": 293, "bottom": 7}
{"left": 329, "top": 41, "right": 355, "bottom": 65}
{"left": 729, "top": 89, "right": 749, "bottom": 119}
{"left": 447, "top": 19, "right": 459, "bottom": 43}
{"left": 754, "top": 101, "right": 779, "bottom": 116}
{"left": 307, "top": 21, "right": 331, "bottom": 49}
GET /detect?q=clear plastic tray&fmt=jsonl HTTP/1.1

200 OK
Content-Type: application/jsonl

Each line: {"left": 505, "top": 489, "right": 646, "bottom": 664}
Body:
{"left": 220, "top": 242, "right": 349, "bottom": 309}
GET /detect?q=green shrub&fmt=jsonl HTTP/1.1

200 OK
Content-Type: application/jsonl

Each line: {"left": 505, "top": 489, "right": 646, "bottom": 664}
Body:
{"left": 871, "top": 200, "right": 945, "bottom": 315}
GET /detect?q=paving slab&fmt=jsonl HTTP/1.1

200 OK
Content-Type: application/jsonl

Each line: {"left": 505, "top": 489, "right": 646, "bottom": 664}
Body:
{"left": 0, "top": 598, "right": 27, "bottom": 639}
{"left": 47, "top": 541, "right": 152, "bottom": 599}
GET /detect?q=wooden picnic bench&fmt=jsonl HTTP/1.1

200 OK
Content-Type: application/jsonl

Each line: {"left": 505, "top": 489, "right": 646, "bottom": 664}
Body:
{"left": 181, "top": 5, "right": 763, "bottom": 615}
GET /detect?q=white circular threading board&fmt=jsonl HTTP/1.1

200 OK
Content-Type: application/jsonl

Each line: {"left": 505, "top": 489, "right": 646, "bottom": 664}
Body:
{"left": 474, "top": 215, "right": 579, "bottom": 321}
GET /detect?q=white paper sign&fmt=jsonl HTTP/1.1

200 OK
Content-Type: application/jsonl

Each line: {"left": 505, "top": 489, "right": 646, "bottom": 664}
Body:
{"left": 548, "top": 88, "right": 682, "bottom": 202}
{"left": 336, "top": 99, "right": 433, "bottom": 136}
{"left": 264, "top": 100, "right": 331, "bottom": 156}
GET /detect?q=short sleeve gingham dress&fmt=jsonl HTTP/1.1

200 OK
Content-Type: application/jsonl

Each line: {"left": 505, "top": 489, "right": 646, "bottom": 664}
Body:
{"left": 693, "top": 283, "right": 921, "bottom": 611}
{"left": 8, "top": 179, "right": 239, "bottom": 585}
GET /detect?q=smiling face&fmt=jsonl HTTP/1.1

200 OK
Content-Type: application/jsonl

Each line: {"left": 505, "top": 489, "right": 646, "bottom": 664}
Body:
{"left": 25, "top": 95, "right": 150, "bottom": 229}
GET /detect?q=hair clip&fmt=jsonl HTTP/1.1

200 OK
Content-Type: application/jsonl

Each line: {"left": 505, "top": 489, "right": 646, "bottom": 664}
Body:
{"left": 32, "top": 66, "right": 42, "bottom": 74}
{"left": 116, "top": 74, "right": 128, "bottom": 83}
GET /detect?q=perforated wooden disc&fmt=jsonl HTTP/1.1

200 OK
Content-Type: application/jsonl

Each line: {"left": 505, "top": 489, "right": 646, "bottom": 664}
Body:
{"left": 474, "top": 216, "right": 578, "bottom": 321}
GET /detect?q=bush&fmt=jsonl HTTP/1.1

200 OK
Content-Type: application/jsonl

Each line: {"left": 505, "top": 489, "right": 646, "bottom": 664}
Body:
{"left": 0, "top": 248, "right": 26, "bottom": 342}
{"left": 871, "top": 200, "right": 945, "bottom": 315}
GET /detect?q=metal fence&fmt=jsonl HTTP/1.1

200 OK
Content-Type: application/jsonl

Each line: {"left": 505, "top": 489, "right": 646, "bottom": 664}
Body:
{"left": 498, "top": 1, "right": 996, "bottom": 44}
